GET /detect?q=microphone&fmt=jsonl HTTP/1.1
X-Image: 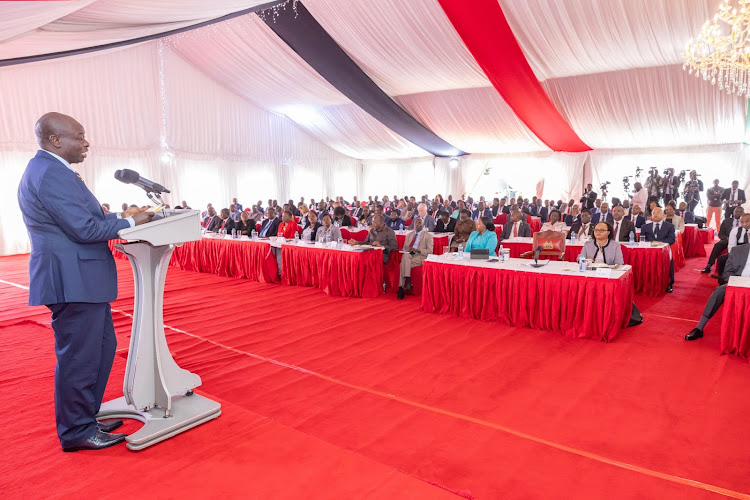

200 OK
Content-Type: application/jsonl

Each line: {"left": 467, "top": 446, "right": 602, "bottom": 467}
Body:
{"left": 534, "top": 245, "right": 542, "bottom": 265}
{"left": 114, "top": 169, "right": 170, "bottom": 194}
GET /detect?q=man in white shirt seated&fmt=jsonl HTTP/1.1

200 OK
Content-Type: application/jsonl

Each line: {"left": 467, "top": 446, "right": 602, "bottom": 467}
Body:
{"left": 397, "top": 218, "right": 433, "bottom": 300}
{"left": 685, "top": 243, "right": 750, "bottom": 340}
{"left": 540, "top": 210, "right": 567, "bottom": 232}
{"left": 714, "top": 213, "right": 750, "bottom": 278}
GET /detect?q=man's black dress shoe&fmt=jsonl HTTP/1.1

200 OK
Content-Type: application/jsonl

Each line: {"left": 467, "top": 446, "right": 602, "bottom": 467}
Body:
{"left": 403, "top": 281, "right": 413, "bottom": 291}
{"left": 685, "top": 328, "right": 704, "bottom": 341}
{"left": 97, "top": 419, "right": 123, "bottom": 433}
{"left": 665, "top": 285, "right": 673, "bottom": 293}
{"left": 397, "top": 287, "right": 405, "bottom": 300}
{"left": 701, "top": 267, "right": 711, "bottom": 273}
{"left": 63, "top": 431, "right": 127, "bottom": 452}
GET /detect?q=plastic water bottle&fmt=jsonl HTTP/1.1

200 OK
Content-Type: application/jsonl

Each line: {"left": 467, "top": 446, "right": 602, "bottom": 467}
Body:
{"left": 629, "top": 230, "right": 635, "bottom": 246}
{"left": 232, "top": 228, "right": 237, "bottom": 239}
{"left": 294, "top": 231, "right": 299, "bottom": 243}
{"left": 577, "top": 253, "right": 587, "bottom": 272}
{"left": 399, "top": 223, "right": 404, "bottom": 234}
{"left": 325, "top": 232, "right": 331, "bottom": 244}
{"left": 337, "top": 236, "right": 343, "bottom": 249}
{"left": 570, "top": 231, "right": 577, "bottom": 245}
{"left": 457, "top": 243, "right": 464, "bottom": 259}
{"left": 498, "top": 245, "right": 504, "bottom": 261}
{"left": 250, "top": 229, "right": 256, "bottom": 241}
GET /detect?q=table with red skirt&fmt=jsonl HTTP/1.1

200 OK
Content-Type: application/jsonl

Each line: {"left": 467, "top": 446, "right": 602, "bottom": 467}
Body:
{"left": 421, "top": 255, "right": 634, "bottom": 342}
{"left": 386, "top": 231, "right": 453, "bottom": 294}
{"left": 281, "top": 242, "right": 384, "bottom": 298}
{"left": 497, "top": 237, "right": 672, "bottom": 296}
{"left": 682, "top": 224, "right": 706, "bottom": 258}
{"left": 699, "top": 227, "right": 716, "bottom": 244}
{"left": 170, "top": 236, "right": 279, "bottom": 283}
{"left": 720, "top": 276, "right": 750, "bottom": 362}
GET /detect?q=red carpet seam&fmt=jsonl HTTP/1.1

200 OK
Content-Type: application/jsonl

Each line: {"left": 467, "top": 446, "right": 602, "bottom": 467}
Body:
{"left": 2, "top": 279, "right": 748, "bottom": 499}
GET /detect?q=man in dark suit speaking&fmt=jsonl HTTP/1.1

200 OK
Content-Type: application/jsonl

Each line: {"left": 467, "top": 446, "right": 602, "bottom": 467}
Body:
{"left": 17, "top": 113, "right": 153, "bottom": 452}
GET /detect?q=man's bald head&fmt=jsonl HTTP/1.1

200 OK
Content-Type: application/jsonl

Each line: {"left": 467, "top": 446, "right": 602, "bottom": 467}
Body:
{"left": 35, "top": 112, "right": 89, "bottom": 164}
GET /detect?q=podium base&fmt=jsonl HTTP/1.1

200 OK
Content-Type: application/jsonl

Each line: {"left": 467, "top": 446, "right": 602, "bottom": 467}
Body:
{"left": 97, "top": 394, "right": 221, "bottom": 451}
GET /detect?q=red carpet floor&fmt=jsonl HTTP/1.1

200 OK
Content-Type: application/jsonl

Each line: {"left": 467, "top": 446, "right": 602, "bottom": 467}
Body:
{"left": 1, "top": 247, "right": 749, "bottom": 499}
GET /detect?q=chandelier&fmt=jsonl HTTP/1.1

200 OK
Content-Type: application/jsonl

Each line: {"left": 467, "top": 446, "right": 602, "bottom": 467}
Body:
{"left": 683, "top": 0, "right": 750, "bottom": 97}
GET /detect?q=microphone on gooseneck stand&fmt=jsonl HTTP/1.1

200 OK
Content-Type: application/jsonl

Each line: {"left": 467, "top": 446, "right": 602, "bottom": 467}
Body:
{"left": 531, "top": 245, "right": 545, "bottom": 267}
{"left": 114, "top": 169, "right": 170, "bottom": 194}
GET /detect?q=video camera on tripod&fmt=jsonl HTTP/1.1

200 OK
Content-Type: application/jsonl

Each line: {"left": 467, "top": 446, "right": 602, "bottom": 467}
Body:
{"left": 622, "top": 175, "right": 632, "bottom": 194}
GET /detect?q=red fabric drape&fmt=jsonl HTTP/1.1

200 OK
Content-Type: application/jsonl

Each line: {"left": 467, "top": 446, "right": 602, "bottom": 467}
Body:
{"left": 682, "top": 225, "right": 706, "bottom": 258}
{"left": 699, "top": 228, "right": 716, "bottom": 244}
{"left": 108, "top": 239, "right": 128, "bottom": 260}
{"left": 720, "top": 285, "right": 750, "bottom": 361}
{"left": 281, "top": 245, "right": 383, "bottom": 298}
{"left": 170, "top": 238, "right": 278, "bottom": 283}
{"left": 340, "top": 228, "right": 369, "bottom": 242}
{"left": 421, "top": 261, "right": 632, "bottom": 341}
{"left": 671, "top": 233, "right": 685, "bottom": 270}
{"left": 437, "top": 0, "right": 590, "bottom": 152}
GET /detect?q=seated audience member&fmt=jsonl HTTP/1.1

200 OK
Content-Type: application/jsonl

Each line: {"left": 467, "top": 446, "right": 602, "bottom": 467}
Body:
{"left": 450, "top": 200, "right": 466, "bottom": 220}
{"left": 564, "top": 205, "right": 581, "bottom": 226}
{"left": 642, "top": 207, "right": 676, "bottom": 292}
{"left": 540, "top": 210, "right": 567, "bottom": 232}
{"left": 386, "top": 209, "right": 405, "bottom": 231}
{"left": 703, "top": 206, "right": 744, "bottom": 273}
{"left": 316, "top": 213, "right": 342, "bottom": 242}
{"left": 472, "top": 201, "right": 492, "bottom": 221}
{"left": 333, "top": 206, "right": 353, "bottom": 227}
{"left": 350, "top": 214, "right": 398, "bottom": 264}
{"left": 277, "top": 210, "right": 300, "bottom": 239}
{"left": 202, "top": 206, "right": 216, "bottom": 228}
{"left": 101, "top": 203, "right": 110, "bottom": 214}
{"left": 397, "top": 218, "right": 434, "bottom": 299}
{"left": 259, "top": 208, "right": 280, "bottom": 237}
{"left": 410, "top": 203, "right": 436, "bottom": 231}
{"left": 350, "top": 201, "right": 364, "bottom": 219}
{"left": 500, "top": 210, "right": 531, "bottom": 241}
{"left": 121, "top": 202, "right": 129, "bottom": 212}
{"left": 255, "top": 200, "right": 264, "bottom": 214}
{"left": 180, "top": 200, "right": 191, "bottom": 209}
{"left": 610, "top": 205, "right": 636, "bottom": 242}
{"left": 621, "top": 199, "right": 630, "bottom": 216}
{"left": 287, "top": 199, "right": 300, "bottom": 216}
{"left": 626, "top": 204, "right": 646, "bottom": 228}
{"left": 302, "top": 211, "right": 322, "bottom": 241}
{"left": 579, "top": 222, "right": 624, "bottom": 265}
{"left": 236, "top": 211, "right": 255, "bottom": 236}
{"left": 490, "top": 198, "right": 501, "bottom": 216}
{"left": 646, "top": 199, "right": 660, "bottom": 218}
{"left": 359, "top": 206, "right": 373, "bottom": 226}
{"left": 201, "top": 203, "right": 212, "bottom": 219}
{"left": 298, "top": 204, "right": 310, "bottom": 228}
{"left": 714, "top": 213, "right": 750, "bottom": 278}
{"left": 685, "top": 243, "right": 750, "bottom": 340}
{"left": 464, "top": 217, "right": 498, "bottom": 257}
{"left": 451, "top": 209, "right": 476, "bottom": 251}
{"left": 249, "top": 205, "right": 263, "bottom": 222}
{"left": 229, "top": 204, "right": 242, "bottom": 222}
{"left": 677, "top": 202, "right": 695, "bottom": 223}
{"left": 435, "top": 210, "right": 456, "bottom": 233}
{"left": 569, "top": 209, "right": 594, "bottom": 240}
{"left": 664, "top": 205, "right": 685, "bottom": 232}
{"left": 592, "top": 202, "right": 613, "bottom": 225}
{"left": 208, "top": 208, "right": 235, "bottom": 233}
{"left": 428, "top": 201, "right": 441, "bottom": 216}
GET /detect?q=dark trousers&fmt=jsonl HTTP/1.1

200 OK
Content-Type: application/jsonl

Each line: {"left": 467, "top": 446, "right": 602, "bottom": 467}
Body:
{"left": 717, "top": 253, "right": 729, "bottom": 279}
{"left": 47, "top": 302, "right": 116, "bottom": 448}
{"left": 707, "top": 239, "right": 728, "bottom": 267}
{"left": 702, "top": 285, "right": 727, "bottom": 319}
{"left": 663, "top": 193, "right": 675, "bottom": 205}
{"left": 669, "top": 258, "right": 675, "bottom": 287}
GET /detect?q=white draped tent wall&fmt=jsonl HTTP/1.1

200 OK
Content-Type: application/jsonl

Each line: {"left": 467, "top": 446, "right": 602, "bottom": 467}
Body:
{"left": 1, "top": 0, "right": 749, "bottom": 256}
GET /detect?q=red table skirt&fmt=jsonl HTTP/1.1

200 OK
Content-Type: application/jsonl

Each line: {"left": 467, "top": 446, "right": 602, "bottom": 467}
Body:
{"left": 340, "top": 228, "right": 369, "bottom": 242}
{"left": 170, "top": 238, "right": 278, "bottom": 283}
{"left": 699, "top": 228, "right": 715, "bottom": 244}
{"left": 682, "top": 226, "right": 706, "bottom": 258}
{"left": 720, "top": 285, "right": 750, "bottom": 361}
{"left": 281, "top": 245, "right": 383, "bottom": 298}
{"left": 529, "top": 217, "right": 542, "bottom": 233}
{"left": 620, "top": 245, "right": 671, "bottom": 296}
{"left": 671, "top": 232, "right": 685, "bottom": 271}
{"left": 421, "top": 261, "right": 633, "bottom": 342}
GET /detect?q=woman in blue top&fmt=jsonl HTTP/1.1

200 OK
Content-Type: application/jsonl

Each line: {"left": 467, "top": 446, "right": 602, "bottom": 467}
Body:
{"left": 464, "top": 216, "right": 498, "bottom": 257}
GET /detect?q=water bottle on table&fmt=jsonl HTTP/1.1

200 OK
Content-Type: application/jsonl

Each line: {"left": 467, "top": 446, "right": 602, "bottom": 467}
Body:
{"left": 457, "top": 243, "right": 464, "bottom": 259}
{"left": 337, "top": 236, "right": 343, "bottom": 249}
{"left": 629, "top": 230, "right": 635, "bottom": 245}
{"left": 570, "top": 231, "right": 577, "bottom": 245}
{"left": 399, "top": 223, "right": 404, "bottom": 234}
{"left": 577, "top": 253, "right": 587, "bottom": 272}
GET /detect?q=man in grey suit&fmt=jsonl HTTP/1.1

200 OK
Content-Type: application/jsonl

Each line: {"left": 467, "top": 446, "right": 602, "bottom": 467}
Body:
{"left": 398, "top": 218, "right": 433, "bottom": 299}
{"left": 685, "top": 243, "right": 750, "bottom": 340}
{"left": 409, "top": 203, "right": 436, "bottom": 231}
{"left": 499, "top": 210, "right": 531, "bottom": 241}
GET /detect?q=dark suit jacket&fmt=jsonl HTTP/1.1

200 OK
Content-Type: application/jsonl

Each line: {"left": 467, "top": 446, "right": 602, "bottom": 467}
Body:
{"left": 677, "top": 211, "right": 695, "bottom": 224}
{"left": 208, "top": 217, "right": 234, "bottom": 232}
{"left": 591, "top": 212, "right": 614, "bottom": 225}
{"left": 472, "top": 208, "right": 492, "bottom": 220}
{"left": 564, "top": 214, "right": 581, "bottom": 227}
{"left": 719, "top": 217, "right": 737, "bottom": 240}
{"left": 625, "top": 213, "right": 646, "bottom": 228}
{"left": 491, "top": 205, "right": 509, "bottom": 216}
{"left": 18, "top": 150, "right": 130, "bottom": 305}
{"left": 580, "top": 190, "right": 597, "bottom": 209}
{"left": 611, "top": 218, "right": 636, "bottom": 242}
{"left": 259, "top": 218, "right": 280, "bottom": 237}
{"left": 641, "top": 221, "right": 676, "bottom": 245}
{"left": 335, "top": 215, "right": 353, "bottom": 227}
{"left": 724, "top": 243, "right": 750, "bottom": 279}
{"left": 722, "top": 188, "right": 746, "bottom": 216}
{"left": 435, "top": 218, "right": 456, "bottom": 233}
{"left": 236, "top": 220, "right": 254, "bottom": 235}
{"left": 499, "top": 221, "right": 531, "bottom": 241}
{"left": 569, "top": 221, "right": 594, "bottom": 239}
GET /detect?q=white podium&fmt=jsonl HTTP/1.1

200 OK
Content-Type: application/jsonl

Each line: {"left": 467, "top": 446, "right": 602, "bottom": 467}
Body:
{"left": 97, "top": 209, "right": 222, "bottom": 450}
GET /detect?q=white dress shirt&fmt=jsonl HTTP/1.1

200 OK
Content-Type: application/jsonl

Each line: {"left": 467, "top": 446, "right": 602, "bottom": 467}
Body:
{"left": 743, "top": 249, "right": 750, "bottom": 277}
{"left": 41, "top": 149, "right": 135, "bottom": 227}
{"left": 728, "top": 226, "right": 749, "bottom": 252}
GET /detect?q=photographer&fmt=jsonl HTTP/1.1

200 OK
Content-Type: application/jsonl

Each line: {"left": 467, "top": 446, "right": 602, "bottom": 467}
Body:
{"left": 661, "top": 168, "right": 680, "bottom": 205}
{"left": 683, "top": 170, "right": 703, "bottom": 213}
{"left": 580, "top": 183, "right": 597, "bottom": 210}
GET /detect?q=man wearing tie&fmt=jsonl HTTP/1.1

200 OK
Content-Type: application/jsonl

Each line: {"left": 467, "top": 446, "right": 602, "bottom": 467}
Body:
{"left": 259, "top": 207, "right": 281, "bottom": 237}
{"left": 569, "top": 210, "right": 594, "bottom": 240}
{"left": 610, "top": 206, "right": 636, "bottom": 242}
{"left": 17, "top": 113, "right": 153, "bottom": 451}
{"left": 722, "top": 180, "right": 746, "bottom": 219}
{"left": 702, "top": 206, "right": 745, "bottom": 273}
{"left": 677, "top": 202, "right": 695, "bottom": 224}
{"left": 685, "top": 242, "right": 750, "bottom": 341}
{"left": 397, "top": 218, "right": 433, "bottom": 300}
{"left": 499, "top": 210, "right": 531, "bottom": 241}
{"left": 713, "top": 213, "right": 750, "bottom": 278}
{"left": 641, "top": 207, "right": 676, "bottom": 293}
{"left": 591, "top": 202, "right": 613, "bottom": 225}
{"left": 564, "top": 205, "right": 581, "bottom": 226}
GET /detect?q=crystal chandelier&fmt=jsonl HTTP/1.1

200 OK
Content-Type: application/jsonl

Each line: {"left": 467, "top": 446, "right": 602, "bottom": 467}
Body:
{"left": 683, "top": 0, "right": 750, "bottom": 97}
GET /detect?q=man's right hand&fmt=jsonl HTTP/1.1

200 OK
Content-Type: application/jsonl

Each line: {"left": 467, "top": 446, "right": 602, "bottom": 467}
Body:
{"left": 132, "top": 211, "right": 154, "bottom": 226}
